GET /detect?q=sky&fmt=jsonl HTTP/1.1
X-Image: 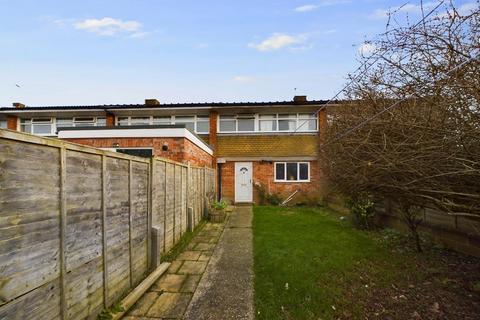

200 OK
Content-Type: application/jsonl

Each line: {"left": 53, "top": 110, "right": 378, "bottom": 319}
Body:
{"left": 0, "top": 0, "right": 476, "bottom": 106}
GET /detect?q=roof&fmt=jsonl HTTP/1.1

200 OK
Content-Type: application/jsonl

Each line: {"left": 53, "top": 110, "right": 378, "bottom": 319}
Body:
{"left": 0, "top": 100, "right": 335, "bottom": 112}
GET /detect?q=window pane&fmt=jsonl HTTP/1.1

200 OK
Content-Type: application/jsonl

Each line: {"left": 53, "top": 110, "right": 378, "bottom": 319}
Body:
{"left": 56, "top": 118, "right": 73, "bottom": 129}
{"left": 183, "top": 122, "right": 195, "bottom": 131}
{"left": 275, "top": 163, "right": 285, "bottom": 180}
{"left": 299, "top": 163, "right": 309, "bottom": 180}
{"left": 153, "top": 116, "right": 171, "bottom": 124}
{"left": 297, "top": 119, "right": 317, "bottom": 131}
{"left": 238, "top": 118, "right": 254, "bottom": 131}
{"left": 130, "top": 117, "right": 151, "bottom": 125}
{"left": 118, "top": 117, "right": 129, "bottom": 125}
{"left": 96, "top": 118, "right": 106, "bottom": 126}
{"left": 219, "top": 120, "right": 235, "bottom": 131}
{"left": 20, "top": 124, "right": 31, "bottom": 133}
{"left": 175, "top": 116, "right": 195, "bottom": 122}
{"left": 74, "top": 117, "right": 94, "bottom": 122}
{"left": 286, "top": 163, "right": 298, "bottom": 181}
{"left": 32, "top": 124, "right": 52, "bottom": 134}
{"left": 32, "top": 118, "right": 51, "bottom": 123}
{"left": 196, "top": 121, "right": 209, "bottom": 133}
{"left": 259, "top": 120, "right": 276, "bottom": 131}
{"left": 0, "top": 120, "right": 6, "bottom": 129}
{"left": 278, "top": 114, "right": 296, "bottom": 119}
{"left": 220, "top": 115, "right": 235, "bottom": 119}
{"left": 278, "top": 119, "right": 296, "bottom": 131}
{"left": 298, "top": 113, "right": 316, "bottom": 119}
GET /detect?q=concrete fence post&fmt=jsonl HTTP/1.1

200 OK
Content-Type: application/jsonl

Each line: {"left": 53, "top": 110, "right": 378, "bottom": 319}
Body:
{"left": 151, "top": 226, "right": 163, "bottom": 268}
{"left": 187, "top": 207, "right": 194, "bottom": 232}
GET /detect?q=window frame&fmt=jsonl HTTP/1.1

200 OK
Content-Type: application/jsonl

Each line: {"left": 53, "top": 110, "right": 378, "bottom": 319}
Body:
{"left": 217, "top": 113, "right": 318, "bottom": 133}
{"left": 115, "top": 115, "right": 209, "bottom": 134}
{"left": 274, "top": 162, "right": 311, "bottom": 182}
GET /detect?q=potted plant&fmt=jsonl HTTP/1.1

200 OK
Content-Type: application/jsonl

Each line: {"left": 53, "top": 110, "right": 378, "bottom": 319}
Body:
{"left": 209, "top": 199, "right": 228, "bottom": 223}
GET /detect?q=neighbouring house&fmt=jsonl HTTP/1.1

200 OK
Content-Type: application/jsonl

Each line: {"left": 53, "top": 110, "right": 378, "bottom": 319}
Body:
{"left": 0, "top": 96, "right": 331, "bottom": 204}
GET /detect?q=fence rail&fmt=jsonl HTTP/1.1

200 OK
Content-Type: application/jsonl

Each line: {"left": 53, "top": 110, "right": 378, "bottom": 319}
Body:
{"left": 0, "top": 130, "right": 215, "bottom": 320}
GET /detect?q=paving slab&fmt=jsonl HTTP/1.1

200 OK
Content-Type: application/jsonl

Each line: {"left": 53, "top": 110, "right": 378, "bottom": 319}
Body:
{"left": 127, "top": 292, "right": 159, "bottom": 316}
{"left": 177, "top": 250, "right": 202, "bottom": 261}
{"left": 184, "top": 206, "right": 254, "bottom": 320}
{"left": 150, "top": 274, "right": 186, "bottom": 292}
{"left": 167, "top": 260, "right": 183, "bottom": 274}
{"left": 181, "top": 275, "right": 202, "bottom": 293}
{"left": 178, "top": 261, "right": 208, "bottom": 275}
{"left": 146, "top": 293, "right": 192, "bottom": 318}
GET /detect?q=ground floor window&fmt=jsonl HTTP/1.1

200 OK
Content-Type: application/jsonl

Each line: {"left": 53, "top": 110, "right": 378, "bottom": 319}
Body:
{"left": 274, "top": 162, "right": 310, "bottom": 182}
{"left": 116, "top": 148, "right": 153, "bottom": 158}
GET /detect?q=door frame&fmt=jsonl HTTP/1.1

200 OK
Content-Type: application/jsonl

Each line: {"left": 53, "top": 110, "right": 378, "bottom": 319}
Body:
{"left": 234, "top": 162, "right": 253, "bottom": 203}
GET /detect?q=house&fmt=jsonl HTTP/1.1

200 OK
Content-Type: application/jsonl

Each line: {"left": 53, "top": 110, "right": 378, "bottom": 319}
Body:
{"left": 0, "top": 96, "right": 330, "bottom": 204}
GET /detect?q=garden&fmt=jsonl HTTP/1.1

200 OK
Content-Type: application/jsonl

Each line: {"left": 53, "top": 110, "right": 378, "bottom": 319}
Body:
{"left": 253, "top": 206, "right": 480, "bottom": 320}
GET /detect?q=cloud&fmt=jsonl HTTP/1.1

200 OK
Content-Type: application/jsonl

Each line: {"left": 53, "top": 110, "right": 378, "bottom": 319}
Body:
{"left": 294, "top": 0, "right": 351, "bottom": 12}
{"left": 248, "top": 33, "right": 307, "bottom": 51}
{"left": 294, "top": 4, "right": 319, "bottom": 12}
{"left": 358, "top": 42, "right": 377, "bottom": 55}
{"left": 371, "top": 1, "right": 439, "bottom": 19}
{"left": 74, "top": 17, "right": 142, "bottom": 36}
{"left": 232, "top": 76, "right": 256, "bottom": 83}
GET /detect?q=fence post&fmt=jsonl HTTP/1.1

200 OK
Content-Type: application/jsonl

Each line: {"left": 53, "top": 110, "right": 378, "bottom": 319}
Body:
{"left": 151, "top": 226, "right": 163, "bottom": 268}
{"left": 163, "top": 162, "right": 167, "bottom": 253}
{"left": 101, "top": 155, "right": 109, "bottom": 308}
{"left": 59, "top": 147, "right": 67, "bottom": 320}
{"left": 128, "top": 160, "right": 133, "bottom": 287}
{"left": 187, "top": 207, "right": 194, "bottom": 232}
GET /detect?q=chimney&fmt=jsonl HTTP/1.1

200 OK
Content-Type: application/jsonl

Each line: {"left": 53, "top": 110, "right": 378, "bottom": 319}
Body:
{"left": 293, "top": 95, "right": 307, "bottom": 104}
{"left": 13, "top": 102, "right": 25, "bottom": 109}
{"left": 145, "top": 99, "right": 160, "bottom": 106}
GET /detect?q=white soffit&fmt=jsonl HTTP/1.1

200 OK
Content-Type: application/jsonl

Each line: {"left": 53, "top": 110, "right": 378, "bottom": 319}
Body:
{"left": 58, "top": 128, "right": 213, "bottom": 155}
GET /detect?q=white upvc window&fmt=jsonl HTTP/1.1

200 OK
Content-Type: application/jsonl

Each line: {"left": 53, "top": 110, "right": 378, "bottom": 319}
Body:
{"left": 56, "top": 117, "right": 106, "bottom": 131}
{"left": 116, "top": 115, "right": 209, "bottom": 134}
{"left": 20, "top": 118, "right": 54, "bottom": 136}
{"left": 274, "top": 162, "right": 310, "bottom": 182}
{"left": 196, "top": 116, "right": 210, "bottom": 133}
{"left": 218, "top": 113, "right": 317, "bottom": 133}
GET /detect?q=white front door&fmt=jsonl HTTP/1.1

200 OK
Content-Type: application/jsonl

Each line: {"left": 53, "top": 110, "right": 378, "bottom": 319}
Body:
{"left": 235, "top": 162, "right": 253, "bottom": 203}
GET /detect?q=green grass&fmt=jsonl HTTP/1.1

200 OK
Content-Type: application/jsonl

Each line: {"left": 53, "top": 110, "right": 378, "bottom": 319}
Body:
{"left": 162, "top": 221, "right": 206, "bottom": 262}
{"left": 253, "top": 206, "right": 417, "bottom": 319}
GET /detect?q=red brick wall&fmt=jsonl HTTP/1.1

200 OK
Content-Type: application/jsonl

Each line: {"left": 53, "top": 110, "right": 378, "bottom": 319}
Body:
{"left": 62, "top": 137, "right": 214, "bottom": 167}
{"left": 7, "top": 116, "right": 17, "bottom": 130}
{"left": 220, "top": 160, "right": 322, "bottom": 204}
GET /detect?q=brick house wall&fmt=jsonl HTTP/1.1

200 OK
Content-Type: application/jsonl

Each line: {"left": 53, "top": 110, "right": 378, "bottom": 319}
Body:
{"left": 62, "top": 137, "right": 214, "bottom": 167}
{"left": 219, "top": 160, "right": 321, "bottom": 204}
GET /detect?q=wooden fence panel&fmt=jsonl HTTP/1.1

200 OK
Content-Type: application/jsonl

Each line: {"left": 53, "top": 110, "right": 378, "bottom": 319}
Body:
{"left": 0, "top": 131, "right": 216, "bottom": 319}
{"left": 0, "top": 139, "right": 61, "bottom": 318}
{"left": 64, "top": 150, "right": 103, "bottom": 319}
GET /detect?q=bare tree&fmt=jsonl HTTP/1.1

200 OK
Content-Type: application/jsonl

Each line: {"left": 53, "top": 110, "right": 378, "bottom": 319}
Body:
{"left": 324, "top": 1, "right": 480, "bottom": 248}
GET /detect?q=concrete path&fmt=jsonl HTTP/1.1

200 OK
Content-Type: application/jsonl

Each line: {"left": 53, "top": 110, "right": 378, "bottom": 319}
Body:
{"left": 184, "top": 206, "right": 254, "bottom": 320}
{"left": 123, "top": 222, "right": 226, "bottom": 319}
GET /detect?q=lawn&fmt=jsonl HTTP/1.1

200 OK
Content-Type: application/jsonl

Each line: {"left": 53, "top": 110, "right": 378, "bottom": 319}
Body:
{"left": 253, "top": 206, "right": 480, "bottom": 320}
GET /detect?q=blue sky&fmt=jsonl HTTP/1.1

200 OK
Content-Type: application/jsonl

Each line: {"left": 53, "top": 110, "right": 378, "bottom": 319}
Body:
{"left": 0, "top": 0, "right": 476, "bottom": 106}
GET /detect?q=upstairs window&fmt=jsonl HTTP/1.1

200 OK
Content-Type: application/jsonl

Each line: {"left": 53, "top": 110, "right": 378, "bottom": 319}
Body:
{"left": 129, "top": 117, "right": 151, "bottom": 126}
{"left": 237, "top": 115, "right": 255, "bottom": 132}
{"left": 275, "top": 162, "right": 310, "bottom": 182}
{"left": 196, "top": 116, "right": 210, "bottom": 133}
{"left": 174, "top": 116, "right": 195, "bottom": 131}
{"left": 153, "top": 116, "right": 171, "bottom": 125}
{"left": 218, "top": 113, "right": 317, "bottom": 133}
{"left": 219, "top": 115, "right": 236, "bottom": 132}
{"left": 20, "top": 118, "right": 53, "bottom": 135}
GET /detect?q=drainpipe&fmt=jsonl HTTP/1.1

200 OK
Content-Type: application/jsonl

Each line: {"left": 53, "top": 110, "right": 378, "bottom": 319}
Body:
{"left": 217, "top": 163, "right": 222, "bottom": 201}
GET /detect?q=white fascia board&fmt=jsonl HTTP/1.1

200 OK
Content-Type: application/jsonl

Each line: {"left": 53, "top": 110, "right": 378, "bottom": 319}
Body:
{"left": 58, "top": 128, "right": 213, "bottom": 155}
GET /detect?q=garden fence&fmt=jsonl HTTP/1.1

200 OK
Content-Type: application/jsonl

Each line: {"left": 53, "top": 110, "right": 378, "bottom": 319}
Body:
{"left": 0, "top": 129, "right": 215, "bottom": 320}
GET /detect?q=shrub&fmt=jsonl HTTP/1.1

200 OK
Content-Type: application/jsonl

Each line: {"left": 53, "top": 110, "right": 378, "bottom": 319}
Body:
{"left": 345, "top": 192, "right": 376, "bottom": 229}
{"left": 254, "top": 182, "right": 283, "bottom": 205}
{"left": 211, "top": 199, "right": 228, "bottom": 210}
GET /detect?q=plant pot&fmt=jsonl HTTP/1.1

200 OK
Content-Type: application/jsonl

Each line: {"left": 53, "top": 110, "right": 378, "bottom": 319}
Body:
{"left": 209, "top": 208, "right": 226, "bottom": 223}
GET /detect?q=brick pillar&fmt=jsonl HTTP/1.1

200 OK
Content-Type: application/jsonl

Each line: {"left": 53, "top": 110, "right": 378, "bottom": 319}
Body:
{"left": 209, "top": 110, "right": 218, "bottom": 153}
{"left": 209, "top": 110, "right": 219, "bottom": 198}
{"left": 318, "top": 108, "right": 328, "bottom": 197}
{"left": 7, "top": 116, "right": 18, "bottom": 130}
{"left": 106, "top": 113, "right": 115, "bottom": 127}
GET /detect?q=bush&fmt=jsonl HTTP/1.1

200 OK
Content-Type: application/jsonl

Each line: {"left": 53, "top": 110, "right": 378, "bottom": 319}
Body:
{"left": 345, "top": 192, "right": 376, "bottom": 229}
{"left": 254, "top": 182, "right": 283, "bottom": 205}
{"left": 211, "top": 199, "right": 228, "bottom": 210}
